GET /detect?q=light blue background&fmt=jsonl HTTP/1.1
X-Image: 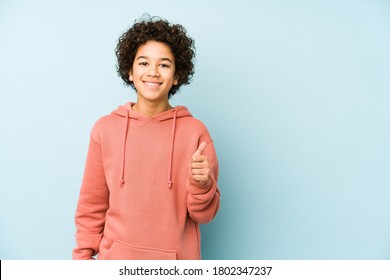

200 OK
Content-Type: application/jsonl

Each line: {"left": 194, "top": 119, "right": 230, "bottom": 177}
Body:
{"left": 1, "top": 0, "right": 389, "bottom": 260}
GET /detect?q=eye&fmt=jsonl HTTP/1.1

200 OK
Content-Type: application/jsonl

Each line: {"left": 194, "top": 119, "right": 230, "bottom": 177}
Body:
{"left": 138, "top": 62, "right": 148, "bottom": 66}
{"left": 160, "top": 63, "right": 170, "bottom": 68}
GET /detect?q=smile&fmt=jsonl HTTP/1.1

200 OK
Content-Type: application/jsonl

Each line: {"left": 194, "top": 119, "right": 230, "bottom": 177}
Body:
{"left": 143, "top": 81, "right": 162, "bottom": 88}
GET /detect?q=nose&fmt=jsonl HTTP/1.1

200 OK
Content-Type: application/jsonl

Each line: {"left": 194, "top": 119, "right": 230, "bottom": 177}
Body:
{"left": 148, "top": 65, "right": 160, "bottom": 77}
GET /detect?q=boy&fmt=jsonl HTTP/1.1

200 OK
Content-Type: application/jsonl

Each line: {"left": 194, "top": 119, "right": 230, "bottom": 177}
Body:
{"left": 73, "top": 15, "right": 220, "bottom": 260}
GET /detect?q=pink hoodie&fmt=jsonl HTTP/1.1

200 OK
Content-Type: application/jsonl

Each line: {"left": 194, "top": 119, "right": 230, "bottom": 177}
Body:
{"left": 73, "top": 102, "right": 220, "bottom": 260}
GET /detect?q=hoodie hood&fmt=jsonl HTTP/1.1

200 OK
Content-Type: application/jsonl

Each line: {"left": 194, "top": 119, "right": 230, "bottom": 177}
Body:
{"left": 111, "top": 102, "right": 193, "bottom": 188}
{"left": 112, "top": 102, "right": 192, "bottom": 121}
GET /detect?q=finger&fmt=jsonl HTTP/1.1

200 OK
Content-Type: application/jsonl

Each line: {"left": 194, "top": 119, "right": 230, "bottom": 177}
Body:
{"left": 192, "top": 175, "right": 209, "bottom": 184}
{"left": 192, "top": 168, "right": 206, "bottom": 175}
{"left": 192, "top": 141, "right": 207, "bottom": 159}
{"left": 192, "top": 155, "right": 207, "bottom": 163}
{"left": 191, "top": 162, "right": 208, "bottom": 169}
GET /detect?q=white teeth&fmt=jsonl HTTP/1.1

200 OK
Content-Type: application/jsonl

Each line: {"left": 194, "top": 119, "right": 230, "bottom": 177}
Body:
{"left": 145, "top": 82, "right": 160, "bottom": 86}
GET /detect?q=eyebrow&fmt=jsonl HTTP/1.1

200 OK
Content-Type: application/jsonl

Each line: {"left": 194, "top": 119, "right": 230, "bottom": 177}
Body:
{"left": 136, "top": 56, "right": 173, "bottom": 63}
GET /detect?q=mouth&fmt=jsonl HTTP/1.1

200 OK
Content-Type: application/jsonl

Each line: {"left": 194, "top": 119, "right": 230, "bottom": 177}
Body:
{"left": 143, "top": 81, "right": 162, "bottom": 89}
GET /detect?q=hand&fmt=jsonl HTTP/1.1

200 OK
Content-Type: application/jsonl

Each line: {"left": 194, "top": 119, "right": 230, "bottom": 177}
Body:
{"left": 191, "top": 142, "right": 210, "bottom": 186}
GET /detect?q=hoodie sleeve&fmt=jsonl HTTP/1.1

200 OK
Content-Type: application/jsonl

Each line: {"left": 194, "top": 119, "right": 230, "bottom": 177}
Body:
{"left": 73, "top": 134, "right": 109, "bottom": 260}
{"left": 186, "top": 138, "right": 220, "bottom": 224}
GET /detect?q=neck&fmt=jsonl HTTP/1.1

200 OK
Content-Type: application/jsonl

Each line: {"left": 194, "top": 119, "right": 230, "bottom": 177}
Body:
{"left": 132, "top": 99, "right": 172, "bottom": 117}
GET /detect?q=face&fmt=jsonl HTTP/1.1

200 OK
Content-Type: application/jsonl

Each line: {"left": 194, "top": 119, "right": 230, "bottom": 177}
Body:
{"left": 129, "top": 41, "right": 178, "bottom": 103}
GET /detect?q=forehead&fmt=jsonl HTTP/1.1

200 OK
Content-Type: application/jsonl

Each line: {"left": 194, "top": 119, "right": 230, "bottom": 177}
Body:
{"left": 135, "top": 41, "right": 174, "bottom": 60}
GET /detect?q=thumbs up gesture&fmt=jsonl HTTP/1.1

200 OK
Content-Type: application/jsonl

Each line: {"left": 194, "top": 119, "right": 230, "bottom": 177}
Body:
{"left": 191, "top": 142, "right": 210, "bottom": 186}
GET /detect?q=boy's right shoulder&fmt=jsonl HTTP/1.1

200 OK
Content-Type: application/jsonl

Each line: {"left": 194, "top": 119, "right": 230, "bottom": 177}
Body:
{"left": 90, "top": 113, "right": 123, "bottom": 138}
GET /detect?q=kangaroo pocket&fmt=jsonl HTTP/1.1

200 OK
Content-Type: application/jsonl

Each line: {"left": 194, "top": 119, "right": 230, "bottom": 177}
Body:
{"left": 103, "top": 241, "right": 177, "bottom": 260}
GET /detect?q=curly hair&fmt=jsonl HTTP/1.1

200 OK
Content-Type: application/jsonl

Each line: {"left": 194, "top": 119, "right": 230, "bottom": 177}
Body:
{"left": 115, "top": 15, "right": 196, "bottom": 97}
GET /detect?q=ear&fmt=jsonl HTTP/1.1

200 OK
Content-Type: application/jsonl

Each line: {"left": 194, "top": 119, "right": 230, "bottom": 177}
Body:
{"left": 128, "top": 70, "right": 133, "bottom": 82}
{"left": 173, "top": 76, "right": 179, "bottom": 86}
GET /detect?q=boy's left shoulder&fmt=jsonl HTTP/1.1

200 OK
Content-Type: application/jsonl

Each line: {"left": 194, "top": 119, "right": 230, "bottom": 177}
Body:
{"left": 181, "top": 115, "right": 209, "bottom": 131}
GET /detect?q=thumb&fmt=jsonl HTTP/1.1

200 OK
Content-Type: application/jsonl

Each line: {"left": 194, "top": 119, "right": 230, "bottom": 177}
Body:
{"left": 192, "top": 141, "right": 207, "bottom": 159}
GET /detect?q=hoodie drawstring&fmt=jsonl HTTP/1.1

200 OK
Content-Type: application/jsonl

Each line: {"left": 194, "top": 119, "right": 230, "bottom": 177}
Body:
{"left": 119, "top": 108, "right": 129, "bottom": 187}
{"left": 118, "top": 105, "right": 178, "bottom": 189}
{"left": 167, "top": 109, "right": 177, "bottom": 189}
